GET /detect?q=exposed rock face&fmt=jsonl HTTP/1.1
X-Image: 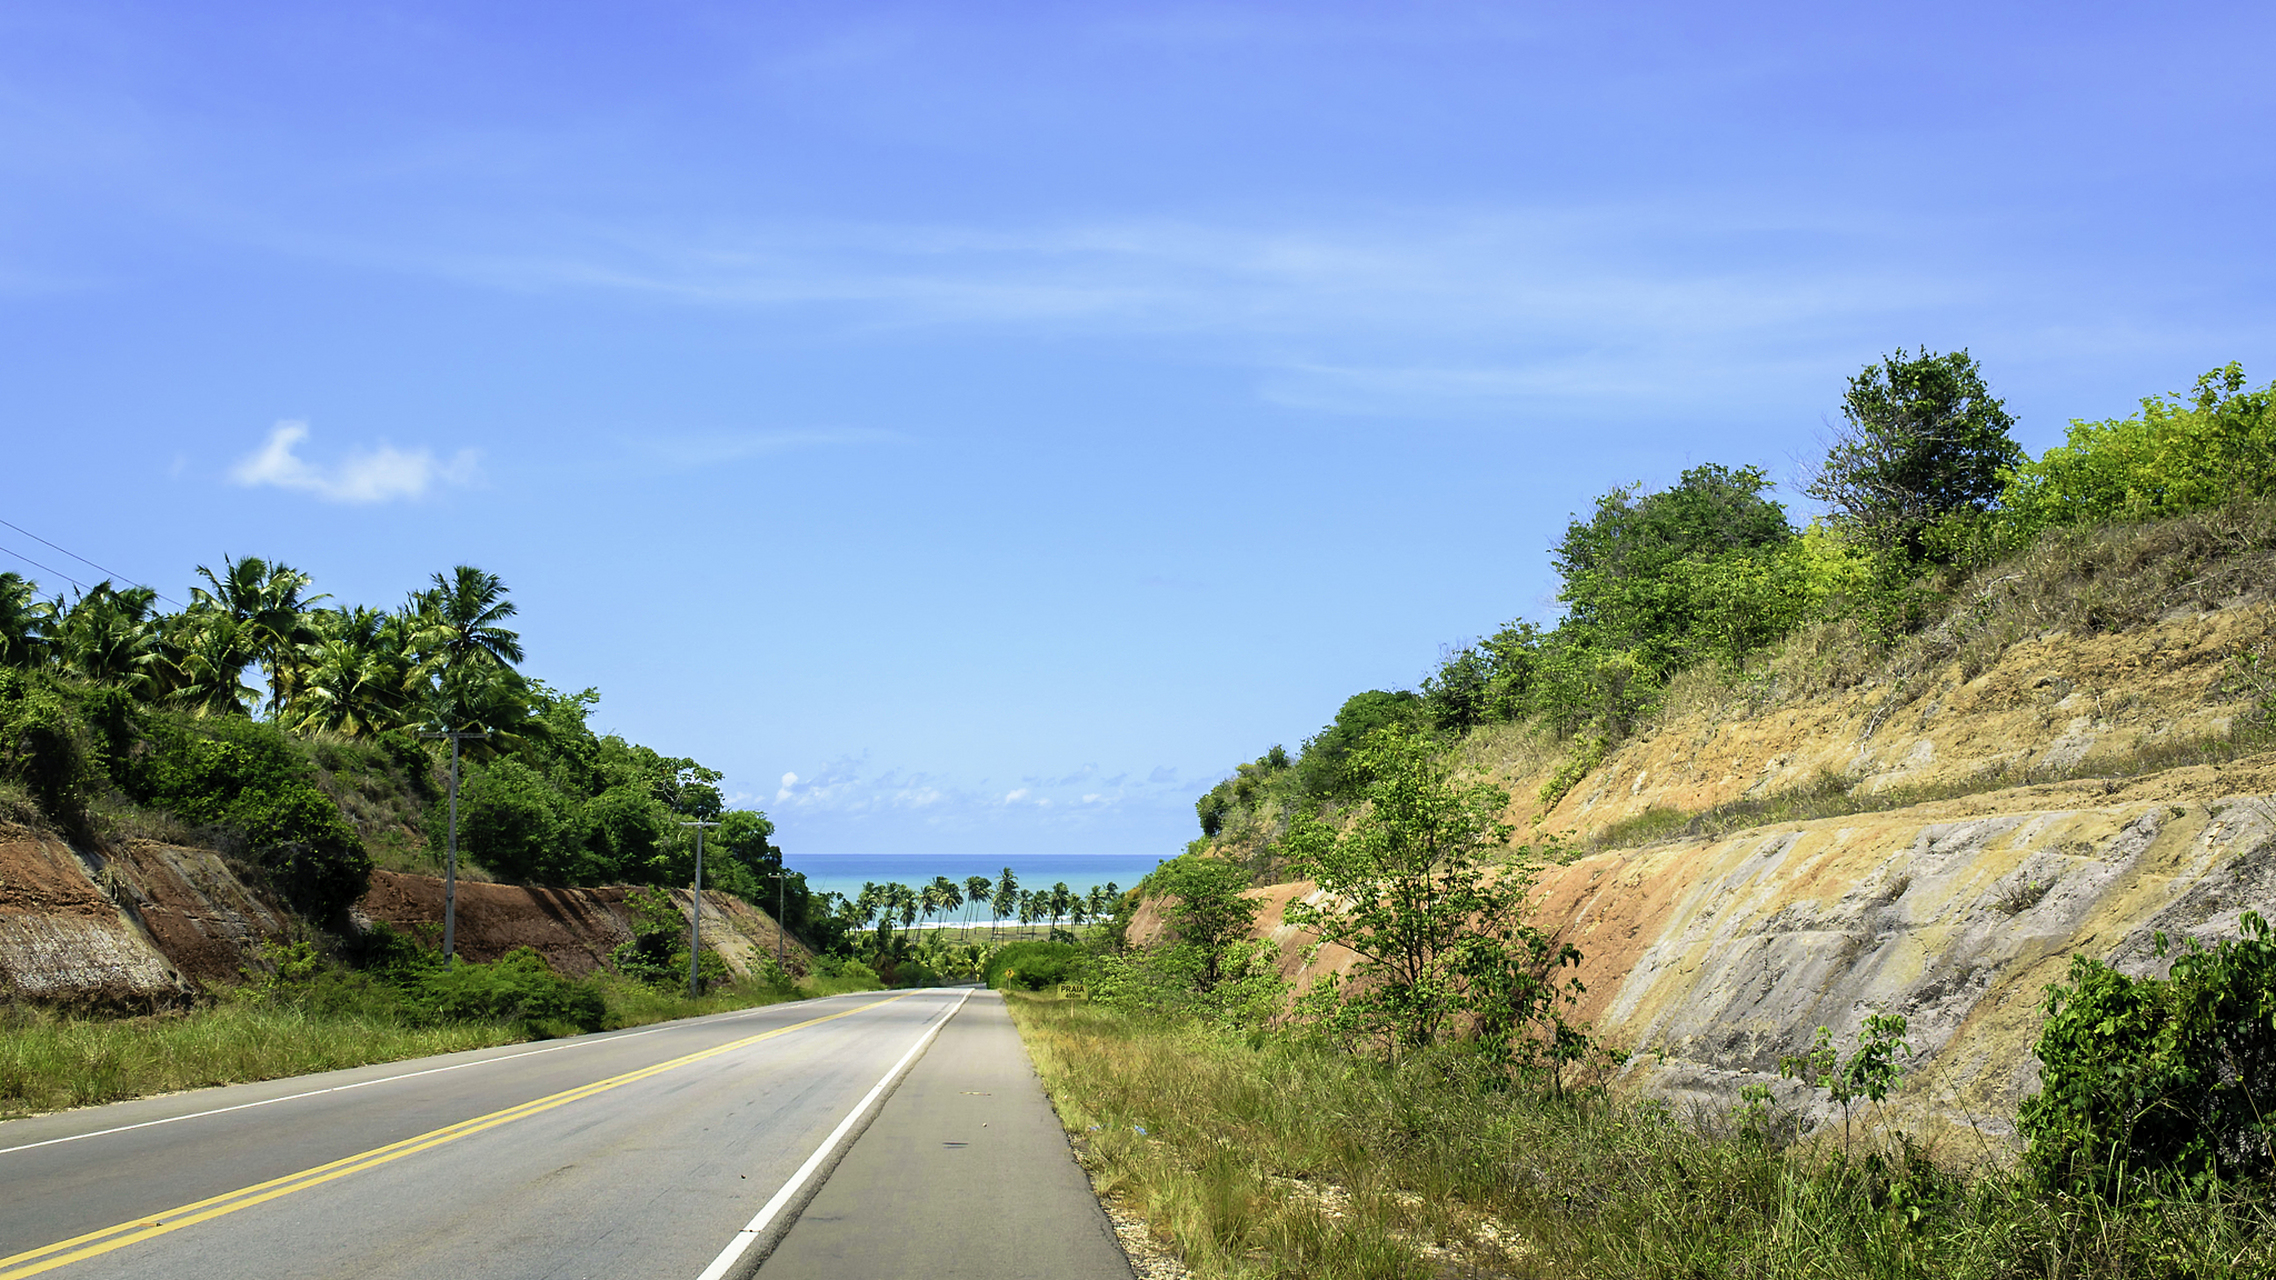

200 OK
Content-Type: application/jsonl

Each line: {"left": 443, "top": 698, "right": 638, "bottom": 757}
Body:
{"left": 1531, "top": 768, "right": 2276, "bottom": 1144}
{"left": 1524, "top": 602, "right": 2273, "bottom": 837}
{"left": 0, "top": 829, "right": 209, "bottom": 1006}
{"left": 0, "top": 823, "right": 806, "bottom": 1004}
{"left": 1142, "top": 762, "right": 2276, "bottom": 1147}
{"left": 1152, "top": 595, "right": 2276, "bottom": 1147}
{"left": 354, "top": 870, "right": 810, "bottom": 978}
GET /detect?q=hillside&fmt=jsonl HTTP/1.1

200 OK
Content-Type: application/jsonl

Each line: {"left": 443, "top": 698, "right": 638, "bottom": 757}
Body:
{"left": 1151, "top": 509, "right": 2276, "bottom": 1147}
{"left": 0, "top": 818, "right": 809, "bottom": 1009}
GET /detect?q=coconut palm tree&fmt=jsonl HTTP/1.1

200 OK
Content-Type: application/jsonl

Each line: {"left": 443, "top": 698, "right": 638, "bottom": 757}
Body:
{"left": 154, "top": 610, "right": 258, "bottom": 716}
{"left": 1049, "top": 882, "right": 1073, "bottom": 932}
{"left": 930, "top": 876, "right": 962, "bottom": 933}
{"left": 964, "top": 875, "right": 992, "bottom": 929}
{"left": 192, "top": 556, "right": 326, "bottom": 715}
{"left": 992, "top": 868, "right": 1019, "bottom": 944}
{"left": 50, "top": 583, "right": 164, "bottom": 696}
{"left": 0, "top": 573, "right": 43, "bottom": 668}
{"left": 418, "top": 565, "right": 524, "bottom": 674}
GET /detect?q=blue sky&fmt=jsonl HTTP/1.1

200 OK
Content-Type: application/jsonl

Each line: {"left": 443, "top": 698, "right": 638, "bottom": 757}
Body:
{"left": 2, "top": 1, "right": 2270, "bottom": 858}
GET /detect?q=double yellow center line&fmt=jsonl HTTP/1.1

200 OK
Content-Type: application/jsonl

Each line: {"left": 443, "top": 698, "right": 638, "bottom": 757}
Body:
{"left": 0, "top": 993, "right": 914, "bottom": 1279}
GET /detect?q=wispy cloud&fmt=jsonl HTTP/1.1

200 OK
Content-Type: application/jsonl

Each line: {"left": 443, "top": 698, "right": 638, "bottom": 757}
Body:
{"left": 388, "top": 203, "right": 1983, "bottom": 420}
{"left": 229, "top": 421, "right": 480, "bottom": 504}
{"left": 633, "top": 427, "right": 907, "bottom": 471}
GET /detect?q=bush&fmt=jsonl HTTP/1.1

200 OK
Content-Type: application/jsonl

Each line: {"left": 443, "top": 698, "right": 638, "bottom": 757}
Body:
{"left": 0, "top": 670, "right": 107, "bottom": 827}
{"left": 986, "top": 940, "right": 1087, "bottom": 991}
{"left": 2021, "top": 912, "right": 2276, "bottom": 1192}
{"left": 2004, "top": 363, "right": 2276, "bottom": 530}
{"left": 250, "top": 934, "right": 607, "bottom": 1039}
{"left": 608, "top": 885, "right": 728, "bottom": 992}
{"left": 418, "top": 947, "right": 607, "bottom": 1038}
{"left": 133, "top": 716, "right": 371, "bottom": 920}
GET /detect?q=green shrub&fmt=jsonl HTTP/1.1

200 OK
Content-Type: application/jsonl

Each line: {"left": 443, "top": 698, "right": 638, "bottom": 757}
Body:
{"left": 2021, "top": 912, "right": 2276, "bottom": 1192}
{"left": 133, "top": 715, "right": 370, "bottom": 920}
{"left": 2004, "top": 363, "right": 2276, "bottom": 529}
{"left": 986, "top": 940, "right": 1087, "bottom": 991}
{"left": 417, "top": 947, "right": 607, "bottom": 1038}
{"left": 607, "top": 885, "right": 728, "bottom": 992}
{"left": 0, "top": 670, "right": 106, "bottom": 826}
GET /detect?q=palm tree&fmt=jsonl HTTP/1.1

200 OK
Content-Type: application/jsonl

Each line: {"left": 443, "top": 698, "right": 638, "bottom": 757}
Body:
{"left": 418, "top": 565, "right": 524, "bottom": 674}
{"left": 50, "top": 583, "right": 164, "bottom": 696}
{"left": 1086, "top": 884, "right": 1109, "bottom": 920}
{"left": 192, "top": 556, "right": 326, "bottom": 715}
{"left": 964, "top": 875, "right": 992, "bottom": 930}
{"left": 992, "top": 868, "right": 1019, "bottom": 945}
{"left": 0, "top": 573, "right": 43, "bottom": 668}
{"left": 154, "top": 610, "right": 258, "bottom": 716}
{"left": 895, "top": 883, "right": 920, "bottom": 932}
{"left": 930, "top": 876, "right": 962, "bottom": 934}
{"left": 1049, "top": 882, "right": 1073, "bottom": 933}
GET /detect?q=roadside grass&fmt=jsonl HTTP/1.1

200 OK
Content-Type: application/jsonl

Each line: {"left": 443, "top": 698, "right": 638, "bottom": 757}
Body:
{"left": 0, "top": 969, "right": 881, "bottom": 1120}
{"left": 1008, "top": 995, "right": 2276, "bottom": 1280}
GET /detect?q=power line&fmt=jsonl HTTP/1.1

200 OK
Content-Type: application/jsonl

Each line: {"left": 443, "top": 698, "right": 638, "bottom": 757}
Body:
{"left": 0, "top": 543, "right": 90, "bottom": 594}
{"left": 0, "top": 517, "right": 183, "bottom": 606}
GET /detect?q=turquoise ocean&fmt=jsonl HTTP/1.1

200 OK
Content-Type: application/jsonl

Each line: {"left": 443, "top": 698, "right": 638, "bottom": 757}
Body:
{"left": 785, "top": 852, "right": 1167, "bottom": 922}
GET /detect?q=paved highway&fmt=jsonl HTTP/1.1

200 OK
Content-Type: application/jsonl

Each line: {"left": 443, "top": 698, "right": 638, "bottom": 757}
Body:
{"left": 0, "top": 989, "right": 1131, "bottom": 1280}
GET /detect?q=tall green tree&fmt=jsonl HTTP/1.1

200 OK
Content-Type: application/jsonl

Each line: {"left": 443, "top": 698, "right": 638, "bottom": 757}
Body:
{"left": 0, "top": 573, "right": 42, "bottom": 668}
{"left": 49, "top": 584, "right": 164, "bottom": 696}
{"left": 992, "top": 868, "right": 1019, "bottom": 943}
{"left": 1148, "top": 855, "right": 1259, "bottom": 989}
{"left": 419, "top": 565, "right": 525, "bottom": 674}
{"left": 1284, "top": 725, "right": 1581, "bottom": 1061}
{"left": 1805, "top": 347, "right": 2022, "bottom": 560}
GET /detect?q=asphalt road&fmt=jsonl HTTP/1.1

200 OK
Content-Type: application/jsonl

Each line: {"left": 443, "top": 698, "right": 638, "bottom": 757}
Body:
{"left": 0, "top": 988, "right": 1129, "bottom": 1280}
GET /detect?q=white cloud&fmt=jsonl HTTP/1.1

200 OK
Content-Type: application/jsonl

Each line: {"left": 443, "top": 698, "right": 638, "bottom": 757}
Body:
{"left": 229, "top": 421, "right": 480, "bottom": 504}
{"left": 1003, "top": 788, "right": 1030, "bottom": 804}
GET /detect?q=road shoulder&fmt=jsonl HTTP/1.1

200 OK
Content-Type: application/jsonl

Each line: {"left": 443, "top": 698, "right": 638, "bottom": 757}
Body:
{"left": 755, "top": 988, "right": 1133, "bottom": 1280}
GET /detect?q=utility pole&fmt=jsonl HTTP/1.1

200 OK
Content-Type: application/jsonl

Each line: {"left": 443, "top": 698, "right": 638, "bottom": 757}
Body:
{"left": 774, "top": 866, "right": 788, "bottom": 975}
{"left": 680, "top": 819, "right": 720, "bottom": 999}
{"left": 419, "top": 728, "right": 490, "bottom": 966}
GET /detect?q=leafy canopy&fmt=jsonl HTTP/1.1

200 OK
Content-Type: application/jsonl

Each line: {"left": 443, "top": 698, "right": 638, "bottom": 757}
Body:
{"left": 1805, "top": 346, "right": 2023, "bottom": 559}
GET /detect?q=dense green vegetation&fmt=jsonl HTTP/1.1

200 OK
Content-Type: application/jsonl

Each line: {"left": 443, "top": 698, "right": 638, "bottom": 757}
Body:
{"left": 0, "top": 558, "right": 810, "bottom": 924}
{"left": 1192, "top": 353, "right": 2276, "bottom": 858}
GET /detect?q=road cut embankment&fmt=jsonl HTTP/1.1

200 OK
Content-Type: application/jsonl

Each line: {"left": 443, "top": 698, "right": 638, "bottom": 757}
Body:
{"left": 0, "top": 821, "right": 803, "bottom": 1008}
{"left": 1139, "top": 758, "right": 2276, "bottom": 1148}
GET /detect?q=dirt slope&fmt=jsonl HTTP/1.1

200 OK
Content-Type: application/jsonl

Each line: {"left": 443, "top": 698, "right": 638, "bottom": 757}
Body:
{"left": 355, "top": 871, "right": 811, "bottom": 978}
{"left": 0, "top": 822, "right": 807, "bottom": 1004}
{"left": 1524, "top": 601, "right": 2274, "bottom": 839}
{"left": 1149, "top": 599, "right": 2276, "bottom": 1147}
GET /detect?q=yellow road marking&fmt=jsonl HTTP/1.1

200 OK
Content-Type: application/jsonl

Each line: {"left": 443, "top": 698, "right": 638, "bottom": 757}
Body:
{"left": 0, "top": 993, "right": 917, "bottom": 1278}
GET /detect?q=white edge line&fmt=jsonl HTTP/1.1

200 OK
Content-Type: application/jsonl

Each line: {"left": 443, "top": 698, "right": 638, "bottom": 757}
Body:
{"left": 0, "top": 992, "right": 878, "bottom": 1160}
{"left": 695, "top": 987, "right": 975, "bottom": 1280}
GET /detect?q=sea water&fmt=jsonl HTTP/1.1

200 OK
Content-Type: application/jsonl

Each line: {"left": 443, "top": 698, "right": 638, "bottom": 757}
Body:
{"left": 786, "top": 852, "right": 1168, "bottom": 921}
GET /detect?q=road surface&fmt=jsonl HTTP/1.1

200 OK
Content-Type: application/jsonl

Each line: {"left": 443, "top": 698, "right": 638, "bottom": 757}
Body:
{"left": 0, "top": 988, "right": 1130, "bottom": 1279}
